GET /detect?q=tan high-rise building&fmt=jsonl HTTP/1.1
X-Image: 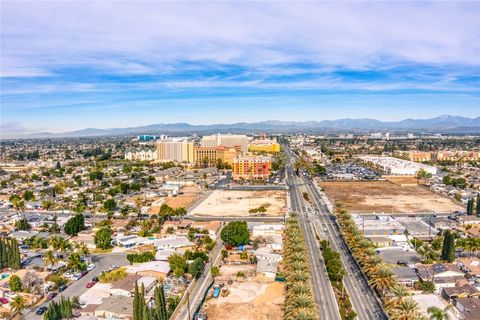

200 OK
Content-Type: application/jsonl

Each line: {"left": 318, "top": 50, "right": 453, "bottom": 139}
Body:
{"left": 156, "top": 141, "right": 194, "bottom": 163}
{"left": 200, "top": 134, "right": 249, "bottom": 153}
{"left": 194, "top": 146, "right": 241, "bottom": 167}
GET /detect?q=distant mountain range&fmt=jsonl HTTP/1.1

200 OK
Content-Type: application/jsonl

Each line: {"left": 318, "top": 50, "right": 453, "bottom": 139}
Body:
{"left": 5, "top": 115, "right": 480, "bottom": 138}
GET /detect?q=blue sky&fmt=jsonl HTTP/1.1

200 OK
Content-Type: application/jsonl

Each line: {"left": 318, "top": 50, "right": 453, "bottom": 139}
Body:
{"left": 1, "top": 1, "right": 479, "bottom": 135}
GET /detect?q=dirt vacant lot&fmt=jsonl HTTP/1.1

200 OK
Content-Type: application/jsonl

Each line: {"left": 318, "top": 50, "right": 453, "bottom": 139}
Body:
{"left": 206, "top": 281, "right": 284, "bottom": 320}
{"left": 165, "top": 186, "right": 201, "bottom": 209}
{"left": 320, "top": 180, "right": 463, "bottom": 213}
{"left": 189, "top": 190, "right": 286, "bottom": 217}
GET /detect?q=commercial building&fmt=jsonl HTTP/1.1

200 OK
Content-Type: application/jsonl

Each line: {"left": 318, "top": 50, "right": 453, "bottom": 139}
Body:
{"left": 359, "top": 156, "right": 437, "bottom": 175}
{"left": 156, "top": 140, "right": 194, "bottom": 163}
{"left": 436, "top": 151, "right": 480, "bottom": 162}
{"left": 137, "top": 135, "right": 158, "bottom": 142}
{"left": 395, "top": 151, "right": 432, "bottom": 162}
{"left": 249, "top": 139, "right": 280, "bottom": 153}
{"left": 200, "top": 134, "right": 249, "bottom": 153}
{"left": 193, "top": 146, "right": 241, "bottom": 167}
{"left": 232, "top": 156, "right": 272, "bottom": 180}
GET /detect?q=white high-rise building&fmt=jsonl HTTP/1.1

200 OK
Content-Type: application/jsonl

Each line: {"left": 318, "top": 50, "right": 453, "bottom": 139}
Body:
{"left": 200, "top": 134, "right": 249, "bottom": 153}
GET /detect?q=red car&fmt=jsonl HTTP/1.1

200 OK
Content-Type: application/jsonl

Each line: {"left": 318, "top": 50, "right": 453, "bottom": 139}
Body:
{"left": 86, "top": 281, "right": 96, "bottom": 288}
{"left": 0, "top": 297, "right": 8, "bottom": 304}
{"left": 47, "top": 292, "right": 57, "bottom": 300}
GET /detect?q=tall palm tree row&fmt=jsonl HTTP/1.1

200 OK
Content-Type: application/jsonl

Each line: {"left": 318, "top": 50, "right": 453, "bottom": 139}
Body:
{"left": 334, "top": 207, "right": 424, "bottom": 320}
{"left": 283, "top": 215, "right": 318, "bottom": 320}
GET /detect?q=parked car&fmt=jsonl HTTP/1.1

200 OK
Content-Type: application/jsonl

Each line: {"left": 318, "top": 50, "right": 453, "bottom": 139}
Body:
{"left": 47, "top": 292, "right": 57, "bottom": 300}
{"left": 58, "top": 284, "right": 67, "bottom": 292}
{"left": 36, "top": 306, "right": 48, "bottom": 315}
{"left": 74, "top": 272, "right": 83, "bottom": 280}
{"left": 109, "top": 265, "right": 119, "bottom": 271}
{"left": 87, "top": 263, "right": 95, "bottom": 271}
{"left": 81, "top": 270, "right": 88, "bottom": 277}
{"left": 92, "top": 276, "right": 99, "bottom": 282}
{"left": 86, "top": 281, "right": 96, "bottom": 288}
{"left": 0, "top": 297, "right": 8, "bottom": 304}
{"left": 4, "top": 291, "right": 17, "bottom": 299}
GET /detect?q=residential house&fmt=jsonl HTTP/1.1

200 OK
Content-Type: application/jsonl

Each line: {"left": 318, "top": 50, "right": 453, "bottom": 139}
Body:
{"left": 126, "top": 261, "right": 170, "bottom": 279}
{"left": 94, "top": 295, "right": 134, "bottom": 319}
{"left": 455, "top": 297, "right": 480, "bottom": 320}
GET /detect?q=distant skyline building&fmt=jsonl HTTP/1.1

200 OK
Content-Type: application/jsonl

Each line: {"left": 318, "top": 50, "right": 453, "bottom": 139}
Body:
{"left": 200, "top": 133, "right": 249, "bottom": 154}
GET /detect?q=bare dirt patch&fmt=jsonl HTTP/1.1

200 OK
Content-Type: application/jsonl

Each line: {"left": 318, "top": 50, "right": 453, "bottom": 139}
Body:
{"left": 190, "top": 190, "right": 286, "bottom": 217}
{"left": 205, "top": 281, "right": 284, "bottom": 320}
{"left": 320, "top": 180, "right": 463, "bottom": 213}
{"left": 165, "top": 186, "right": 201, "bottom": 209}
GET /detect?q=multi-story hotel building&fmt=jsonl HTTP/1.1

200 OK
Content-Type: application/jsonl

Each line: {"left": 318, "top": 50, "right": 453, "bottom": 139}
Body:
{"left": 249, "top": 139, "right": 280, "bottom": 153}
{"left": 194, "top": 146, "right": 241, "bottom": 167}
{"left": 125, "top": 149, "right": 157, "bottom": 161}
{"left": 232, "top": 156, "right": 272, "bottom": 180}
{"left": 200, "top": 134, "right": 249, "bottom": 154}
{"left": 156, "top": 140, "right": 194, "bottom": 163}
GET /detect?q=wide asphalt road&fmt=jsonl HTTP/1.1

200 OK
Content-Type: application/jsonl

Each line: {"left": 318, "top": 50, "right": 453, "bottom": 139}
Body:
{"left": 23, "top": 252, "right": 128, "bottom": 320}
{"left": 285, "top": 153, "right": 341, "bottom": 320}
{"left": 304, "top": 174, "right": 387, "bottom": 320}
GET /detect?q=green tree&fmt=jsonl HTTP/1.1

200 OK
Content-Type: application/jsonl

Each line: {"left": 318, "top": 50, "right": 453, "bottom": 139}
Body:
{"left": 154, "top": 285, "right": 167, "bottom": 320}
{"left": 23, "top": 190, "right": 35, "bottom": 201}
{"left": 64, "top": 213, "right": 85, "bottom": 236}
{"left": 94, "top": 227, "right": 113, "bottom": 249}
{"left": 427, "top": 306, "right": 451, "bottom": 320}
{"left": 15, "top": 218, "right": 31, "bottom": 231}
{"left": 187, "top": 257, "right": 204, "bottom": 278}
{"left": 43, "top": 250, "right": 59, "bottom": 270}
{"left": 211, "top": 266, "right": 220, "bottom": 279}
{"left": 441, "top": 231, "right": 455, "bottom": 262}
{"left": 477, "top": 194, "right": 480, "bottom": 216}
{"left": 9, "top": 274, "right": 22, "bottom": 292}
{"left": 220, "top": 221, "right": 250, "bottom": 246}
{"left": 467, "top": 198, "right": 474, "bottom": 215}
{"left": 103, "top": 198, "right": 117, "bottom": 211}
{"left": 167, "top": 254, "right": 187, "bottom": 277}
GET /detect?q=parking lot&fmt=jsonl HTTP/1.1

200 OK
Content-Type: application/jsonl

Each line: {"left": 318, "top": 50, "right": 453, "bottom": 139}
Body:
{"left": 378, "top": 249, "right": 421, "bottom": 266}
{"left": 22, "top": 253, "right": 128, "bottom": 320}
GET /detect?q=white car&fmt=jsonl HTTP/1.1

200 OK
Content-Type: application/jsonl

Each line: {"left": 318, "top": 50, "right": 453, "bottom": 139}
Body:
{"left": 87, "top": 263, "right": 95, "bottom": 271}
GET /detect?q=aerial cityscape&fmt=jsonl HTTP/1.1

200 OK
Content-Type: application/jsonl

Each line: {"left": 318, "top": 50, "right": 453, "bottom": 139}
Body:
{"left": 1, "top": 1, "right": 480, "bottom": 320}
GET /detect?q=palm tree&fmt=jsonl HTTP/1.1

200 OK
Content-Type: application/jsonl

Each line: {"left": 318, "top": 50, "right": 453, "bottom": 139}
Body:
{"left": 135, "top": 196, "right": 144, "bottom": 217}
{"left": 427, "top": 306, "right": 451, "bottom": 320}
{"left": 10, "top": 295, "right": 27, "bottom": 315}
{"left": 385, "top": 285, "right": 409, "bottom": 313}
{"left": 391, "top": 298, "right": 424, "bottom": 320}
{"left": 67, "top": 252, "right": 83, "bottom": 272}
{"left": 369, "top": 264, "right": 395, "bottom": 297}
{"left": 77, "top": 241, "right": 91, "bottom": 264}
{"left": 43, "top": 250, "right": 59, "bottom": 271}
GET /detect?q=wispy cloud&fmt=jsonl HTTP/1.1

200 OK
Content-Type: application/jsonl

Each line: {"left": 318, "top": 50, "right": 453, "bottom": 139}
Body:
{"left": 1, "top": 1, "right": 479, "bottom": 130}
